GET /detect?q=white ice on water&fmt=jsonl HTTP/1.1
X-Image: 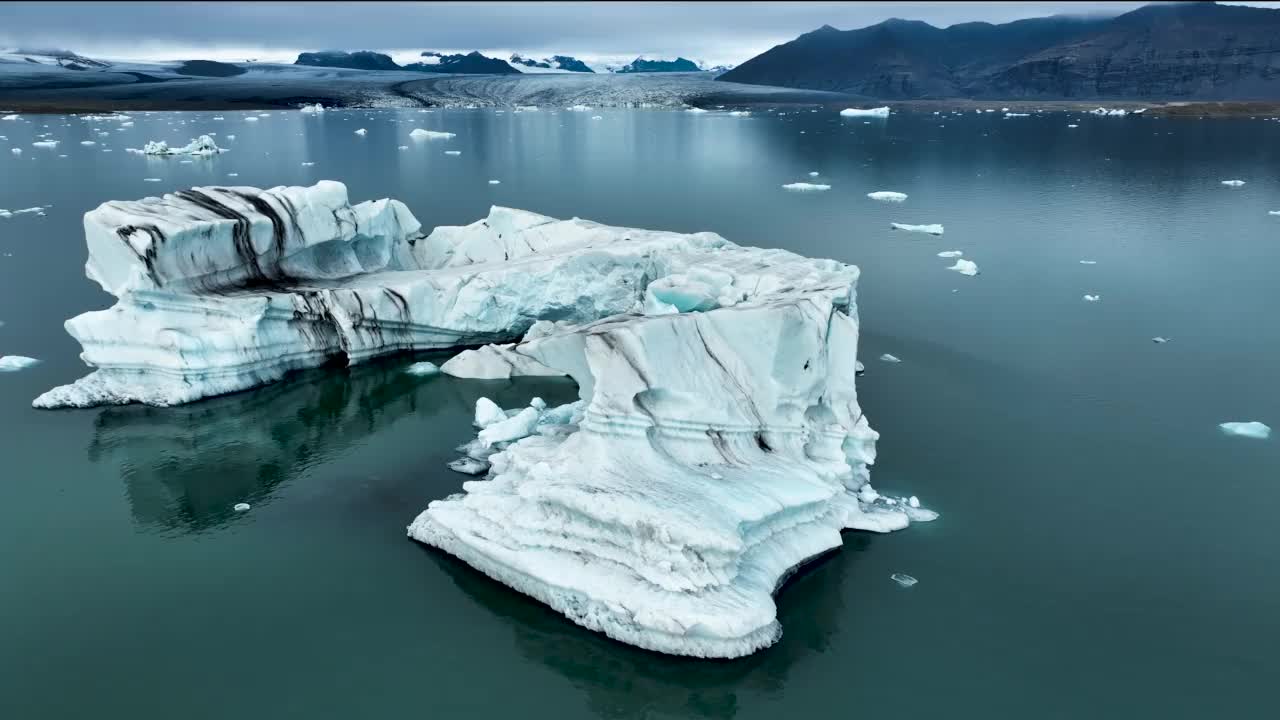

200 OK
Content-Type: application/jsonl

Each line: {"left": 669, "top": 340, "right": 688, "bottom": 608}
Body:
{"left": 1083, "top": 294, "right": 1100, "bottom": 302}
{"left": 0, "top": 355, "right": 40, "bottom": 372}
{"left": 947, "top": 259, "right": 979, "bottom": 276}
{"left": 937, "top": 250, "right": 963, "bottom": 258}
{"left": 405, "top": 361, "right": 440, "bottom": 376}
{"left": 299, "top": 103, "right": 325, "bottom": 113}
{"left": 1219, "top": 421, "right": 1270, "bottom": 439}
{"left": 409, "top": 128, "right": 456, "bottom": 140}
{"left": 354, "top": 128, "right": 367, "bottom": 136}
{"left": 890, "top": 573, "right": 918, "bottom": 588}
{"left": 867, "top": 191, "right": 907, "bottom": 202}
{"left": 136, "top": 135, "right": 225, "bottom": 156}
{"left": 1221, "top": 180, "right": 1246, "bottom": 186}
{"left": 879, "top": 353, "right": 901, "bottom": 363}
{"left": 891, "top": 223, "right": 944, "bottom": 235}
{"left": 840, "top": 107, "right": 890, "bottom": 118}
{"left": 783, "top": 182, "right": 830, "bottom": 192}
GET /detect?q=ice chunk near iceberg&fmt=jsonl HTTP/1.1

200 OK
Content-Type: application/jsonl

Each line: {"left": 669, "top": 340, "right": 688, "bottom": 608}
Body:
{"left": 405, "top": 361, "right": 440, "bottom": 376}
{"left": 891, "top": 223, "right": 944, "bottom": 235}
{"left": 783, "top": 182, "right": 830, "bottom": 192}
{"left": 0, "top": 355, "right": 40, "bottom": 372}
{"left": 890, "top": 573, "right": 918, "bottom": 588}
{"left": 1083, "top": 294, "right": 1100, "bottom": 302}
{"left": 299, "top": 103, "right": 325, "bottom": 113}
{"left": 867, "top": 191, "right": 907, "bottom": 202}
{"left": 880, "top": 353, "right": 901, "bottom": 363}
{"left": 1067, "top": 124, "right": 1078, "bottom": 128}
{"left": 1, "top": 114, "right": 18, "bottom": 120}
{"left": 442, "top": 344, "right": 564, "bottom": 380}
{"left": 840, "top": 107, "right": 890, "bottom": 118}
{"left": 1219, "top": 422, "right": 1270, "bottom": 439}
{"left": 444, "top": 150, "right": 461, "bottom": 156}
{"left": 142, "top": 177, "right": 161, "bottom": 182}
{"left": 477, "top": 404, "right": 542, "bottom": 448}
{"left": 354, "top": 128, "right": 367, "bottom": 136}
{"left": 937, "top": 250, "right": 963, "bottom": 258}
{"left": 947, "top": 259, "right": 978, "bottom": 276}
{"left": 448, "top": 457, "right": 490, "bottom": 475}
{"left": 410, "top": 128, "right": 456, "bottom": 140}
{"left": 474, "top": 398, "right": 507, "bottom": 429}
{"left": 233, "top": 502, "right": 251, "bottom": 512}
{"left": 32, "top": 140, "right": 58, "bottom": 148}
{"left": 1221, "top": 180, "right": 1246, "bottom": 187}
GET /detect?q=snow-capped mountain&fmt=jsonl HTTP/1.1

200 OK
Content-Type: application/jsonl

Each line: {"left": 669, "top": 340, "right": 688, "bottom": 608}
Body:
{"left": 509, "top": 54, "right": 594, "bottom": 73}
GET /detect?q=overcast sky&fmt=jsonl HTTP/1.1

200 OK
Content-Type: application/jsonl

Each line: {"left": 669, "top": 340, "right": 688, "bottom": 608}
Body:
{"left": 2, "top": 1, "right": 1278, "bottom": 68}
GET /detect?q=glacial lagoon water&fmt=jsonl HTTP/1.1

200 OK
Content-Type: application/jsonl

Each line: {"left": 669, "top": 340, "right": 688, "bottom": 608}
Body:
{"left": 1, "top": 107, "right": 1278, "bottom": 718}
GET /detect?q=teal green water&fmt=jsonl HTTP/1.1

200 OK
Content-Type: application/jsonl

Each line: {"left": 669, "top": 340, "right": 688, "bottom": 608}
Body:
{"left": 1, "top": 108, "right": 1277, "bottom": 718}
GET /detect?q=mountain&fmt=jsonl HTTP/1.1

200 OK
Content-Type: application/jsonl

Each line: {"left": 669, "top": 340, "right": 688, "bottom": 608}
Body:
{"left": 405, "top": 51, "right": 519, "bottom": 74}
{"left": 510, "top": 54, "right": 594, "bottom": 72}
{"left": 719, "top": 2, "right": 1280, "bottom": 100}
{"left": 174, "top": 60, "right": 246, "bottom": 78}
{"left": 616, "top": 57, "right": 701, "bottom": 73}
{"left": 295, "top": 51, "right": 400, "bottom": 71}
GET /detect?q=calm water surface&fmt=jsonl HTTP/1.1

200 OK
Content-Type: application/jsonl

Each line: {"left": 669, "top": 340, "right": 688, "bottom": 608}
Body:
{"left": 1, "top": 108, "right": 1277, "bottom": 718}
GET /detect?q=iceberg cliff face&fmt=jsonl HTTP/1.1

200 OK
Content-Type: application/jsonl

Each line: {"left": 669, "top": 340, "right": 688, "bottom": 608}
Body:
{"left": 407, "top": 213, "right": 934, "bottom": 658}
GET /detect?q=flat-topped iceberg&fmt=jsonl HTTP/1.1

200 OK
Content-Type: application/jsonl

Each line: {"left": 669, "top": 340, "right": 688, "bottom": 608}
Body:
{"left": 840, "top": 107, "right": 890, "bottom": 118}
{"left": 782, "top": 182, "right": 830, "bottom": 192}
{"left": 409, "top": 213, "right": 934, "bottom": 658}
{"left": 891, "top": 222, "right": 944, "bottom": 235}
{"left": 868, "top": 191, "right": 907, "bottom": 203}
{"left": 409, "top": 128, "right": 456, "bottom": 140}
{"left": 135, "top": 135, "right": 225, "bottom": 156}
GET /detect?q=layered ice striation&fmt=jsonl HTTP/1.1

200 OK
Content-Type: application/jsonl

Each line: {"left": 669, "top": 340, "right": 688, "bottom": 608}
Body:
{"left": 409, "top": 214, "right": 936, "bottom": 658}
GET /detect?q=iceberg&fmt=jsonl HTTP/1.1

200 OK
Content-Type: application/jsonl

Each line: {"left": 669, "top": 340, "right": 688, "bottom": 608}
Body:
{"left": 0, "top": 355, "right": 41, "bottom": 372}
{"left": 840, "top": 107, "right": 890, "bottom": 118}
{"left": 947, "top": 259, "right": 978, "bottom": 276}
{"left": 409, "top": 128, "right": 456, "bottom": 140}
{"left": 488, "top": 179, "right": 501, "bottom": 185}
{"left": 937, "top": 250, "right": 963, "bottom": 258}
{"left": 782, "top": 183, "right": 830, "bottom": 192}
{"left": 1004, "top": 112, "right": 1030, "bottom": 118}
{"left": 1090, "top": 107, "right": 1129, "bottom": 116}
{"left": 1, "top": 114, "right": 19, "bottom": 120}
{"left": 444, "top": 150, "right": 461, "bottom": 156}
{"left": 879, "top": 353, "right": 901, "bottom": 363}
{"left": 1269, "top": 211, "right": 1280, "bottom": 216}
{"left": 1219, "top": 421, "right": 1270, "bottom": 439}
{"left": 354, "top": 128, "right": 367, "bottom": 136}
{"left": 405, "top": 361, "right": 440, "bottom": 376}
{"left": 891, "top": 223, "right": 944, "bottom": 235}
{"left": 137, "top": 135, "right": 225, "bottom": 156}
{"left": 10, "top": 148, "right": 21, "bottom": 155}
{"left": 299, "top": 103, "right": 326, "bottom": 113}
{"left": 0, "top": 207, "right": 46, "bottom": 219}
{"left": 890, "top": 573, "right": 918, "bottom": 588}
{"left": 867, "top": 191, "right": 907, "bottom": 202}
{"left": 32, "top": 140, "right": 59, "bottom": 148}
{"left": 1221, "top": 180, "right": 1246, "bottom": 187}
{"left": 408, "top": 223, "right": 935, "bottom": 658}
{"left": 1083, "top": 294, "right": 1100, "bottom": 302}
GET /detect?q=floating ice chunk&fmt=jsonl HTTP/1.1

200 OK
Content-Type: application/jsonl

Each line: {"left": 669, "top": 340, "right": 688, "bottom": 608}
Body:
{"left": 226, "top": 134, "right": 235, "bottom": 140}
{"left": 410, "top": 128, "right": 456, "bottom": 140}
{"left": 783, "top": 182, "right": 830, "bottom": 192}
{"left": 212, "top": 116, "right": 224, "bottom": 120}
{"left": 1, "top": 114, "right": 18, "bottom": 120}
{"left": 398, "top": 145, "right": 408, "bottom": 150}
{"left": 0, "top": 355, "right": 40, "bottom": 371}
{"left": 226, "top": 172, "right": 238, "bottom": 177}
{"left": 867, "top": 191, "right": 907, "bottom": 202}
{"left": 478, "top": 405, "right": 541, "bottom": 447}
{"left": 142, "top": 177, "right": 161, "bottom": 182}
{"left": 937, "top": 250, "right": 963, "bottom": 258}
{"left": 448, "top": 457, "right": 490, "bottom": 475}
{"left": 301, "top": 161, "right": 315, "bottom": 166}
{"left": 1079, "top": 260, "right": 1097, "bottom": 265}
{"left": 566, "top": 105, "right": 592, "bottom": 111}
{"left": 1221, "top": 180, "right": 1246, "bottom": 187}
{"left": 10, "top": 148, "right": 20, "bottom": 155}
{"left": 354, "top": 128, "right": 367, "bottom": 135}
{"left": 840, "top": 107, "right": 890, "bottom": 118}
{"left": 1005, "top": 112, "right": 1030, "bottom": 117}
{"left": 590, "top": 115, "right": 603, "bottom": 120}
{"left": 473, "top": 398, "right": 507, "bottom": 429}
{"left": 299, "top": 103, "right": 325, "bottom": 113}
{"left": 488, "top": 179, "right": 500, "bottom": 184}
{"left": 444, "top": 150, "right": 461, "bottom": 156}
{"left": 890, "top": 573, "right": 918, "bottom": 588}
{"left": 1067, "top": 124, "right": 1078, "bottom": 128}
{"left": 908, "top": 496, "right": 920, "bottom": 508}
{"left": 808, "top": 171, "right": 819, "bottom": 177}
{"left": 1152, "top": 337, "right": 1169, "bottom": 344}
{"left": 32, "top": 140, "right": 58, "bottom": 148}
{"left": 443, "top": 344, "right": 564, "bottom": 379}
{"left": 0, "top": 207, "right": 45, "bottom": 218}
{"left": 880, "top": 353, "right": 901, "bottom": 363}
{"left": 79, "top": 140, "right": 96, "bottom": 146}
{"left": 891, "top": 223, "right": 944, "bottom": 235}
{"left": 1269, "top": 211, "right": 1280, "bottom": 216}
{"left": 947, "top": 259, "right": 979, "bottom": 276}
{"left": 245, "top": 117, "right": 258, "bottom": 122}
{"left": 1091, "top": 107, "right": 1129, "bottom": 116}
{"left": 728, "top": 111, "right": 750, "bottom": 117}
{"left": 233, "top": 502, "right": 251, "bottom": 512}
{"left": 1219, "top": 421, "right": 1270, "bottom": 439}
{"left": 1083, "top": 294, "right": 1100, "bottom": 302}
{"left": 405, "top": 361, "right": 440, "bottom": 376}
{"left": 139, "top": 135, "right": 225, "bottom": 156}
{"left": 685, "top": 107, "right": 708, "bottom": 113}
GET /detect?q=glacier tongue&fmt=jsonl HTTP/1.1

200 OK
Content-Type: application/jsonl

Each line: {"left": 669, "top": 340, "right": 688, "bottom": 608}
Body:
{"left": 408, "top": 214, "right": 934, "bottom": 658}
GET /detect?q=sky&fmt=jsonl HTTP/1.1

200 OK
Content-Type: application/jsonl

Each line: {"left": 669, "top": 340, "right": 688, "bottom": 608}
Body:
{"left": 1, "top": 1, "right": 1278, "bottom": 68}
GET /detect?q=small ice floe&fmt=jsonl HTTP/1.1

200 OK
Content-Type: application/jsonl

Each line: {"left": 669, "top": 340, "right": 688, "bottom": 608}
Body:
{"left": 444, "top": 150, "right": 461, "bottom": 156}
{"left": 947, "top": 259, "right": 979, "bottom": 276}
{"left": 1221, "top": 179, "right": 1246, "bottom": 187}
{"left": 410, "top": 128, "right": 456, "bottom": 140}
{"left": 32, "top": 140, "right": 59, "bottom": 148}
{"left": 233, "top": 502, "right": 251, "bottom": 512}
{"left": 398, "top": 145, "right": 408, "bottom": 150}
{"left": 808, "top": 171, "right": 820, "bottom": 177}
{"left": 728, "top": 110, "right": 750, "bottom": 117}
{"left": 891, "top": 222, "right": 944, "bottom": 235}
{"left": 879, "top": 353, "right": 901, "bottom": 363}
{"left": 79, "top": 140, "right": 96, "bottom": 146}
{"left": 840, "top": 106, "right": 890, "bottom": 118}
{"left": 908, "top": 496, "right": 920, "bottom": 508}
{"left": 1083, "top": 294, "right": 1100, "bottom": 302}
{"left": 1, "top": 114, "right": 18, "bottom": 121}
{"left": 354, "top": 128, "right": 367, "bottom": 135}
{"left": 299, "top": 103, "right": 325, "bottom": 113}
{"left": 1219, "top": 421, "right": 1271, "bottom": 439}
{"left": 488, "top": 179, "right": 500, "bottom": 185}
{"left": 1067, "top": 123, "right": 1079, "bottom": 128}
{"left": 0, "top": 207, "right": 45, "bottom": 218}
{"left": 0, "top": 355, "right": 40, "bottom": 372}
{"left": 143, "top": 178, "right": 162, "bottom": 182}
{"left": 10, "top": 148, "right": 21, "bottom": 155}
{"left": 867, "top": 191, "right": 907, "bottom": 202}
{"left": 685, "top": 107, "right": 708, "bottom": 113}
{"left": 474, "top": 397, "right": 507, "bottom": 429}
{"left": 1079, "top": 260, "right": 1097, "bottom": 265}
{"left": 1005, "top": 112, "right": 1030, "bottom": 117}
{"left": 783, "top": 182, "right": 830, "bottom": 192}
{"left": 245, "top": 116, "right": 259, "bottom": 122}
{"left": 405, "top": 361, "right": 440, "bottom": 376}
{"left": 1269, "top": 211, "right": 1280, "bottom": 216}
{"left": 138, "top": 135, "right": 225, "bottom": 156}
{"left": 590, "top": 115, "right": 603, "bottom": 120}
{"left": 855, "top": 360, "right": 865, "bottom": 374}
{"left": 890, "top": 573, "right": 918, "bottom": 588}
{"left": 937, "top": 250, "right": 963, "bottom": 258}
{"left": 566, "top": 104, "right": 592, "bottom": 111}
{"left": 212, "top": 116, "right": 224, "bottom": 120}
{"left": 448, "top": 457, "right": 490, "bottom": 475}
{"left": 1152, "top": 337, "right": 1169, "bottom": 344}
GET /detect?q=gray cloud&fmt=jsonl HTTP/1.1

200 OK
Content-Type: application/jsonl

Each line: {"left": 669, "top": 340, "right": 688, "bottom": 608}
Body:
{"left": 1, "top": 2, "right": 1277, "bottom": 67}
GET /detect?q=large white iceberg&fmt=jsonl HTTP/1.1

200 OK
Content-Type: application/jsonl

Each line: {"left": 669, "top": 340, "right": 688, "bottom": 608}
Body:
{"left": 1219, "top": 421, "right": 1270, "bottom": 439}
{"left": 136, "top": 135, "right": 225, "bottom": 156}
{"left": 840, "top": 107, "right": 890, "bottom": 118}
